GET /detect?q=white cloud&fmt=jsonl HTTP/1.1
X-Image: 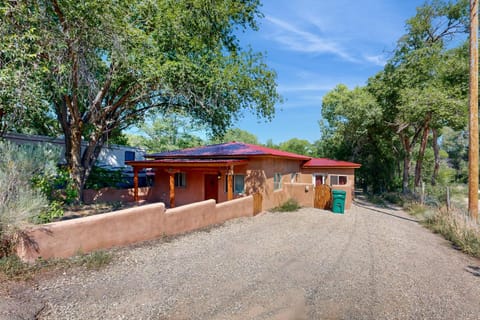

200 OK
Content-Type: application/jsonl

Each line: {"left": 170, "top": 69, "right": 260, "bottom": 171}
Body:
{"left": 364, "top": 54, "right": 387, "bottom": 67}
{"left": 265, "top": 16, "right": 358, "bottom": 63}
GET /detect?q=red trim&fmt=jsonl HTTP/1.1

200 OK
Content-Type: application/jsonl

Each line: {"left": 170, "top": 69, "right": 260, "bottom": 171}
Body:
{"left": 126, "top": 158, "right": 248, "bottom": 168}
{"left": 303, "top": 158, "right": 361, "bottom": 168}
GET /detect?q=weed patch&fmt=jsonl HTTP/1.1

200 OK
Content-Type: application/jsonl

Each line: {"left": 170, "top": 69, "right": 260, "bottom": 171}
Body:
{"left": 422, "top": 209, "right": 480, "bottom": 257}
{"left": 0, "top": 250, "right": 114, "bottom": 280}
{"left": 271, "top": 199, "right": 301, "bottom": 212}
{"left": 74, "top": 250, "right": 113, "bottom": 270}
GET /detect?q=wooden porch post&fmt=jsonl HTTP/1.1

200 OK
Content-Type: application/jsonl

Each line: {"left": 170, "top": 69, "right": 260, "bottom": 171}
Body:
{"left": 169, "top": 171, "right": 175, "bottom": 208}
{"left": 227, "top": 165, "right": 233, "bottom": 201}
{"left": 133, "top": 167, "right": 139, "bottom": 202}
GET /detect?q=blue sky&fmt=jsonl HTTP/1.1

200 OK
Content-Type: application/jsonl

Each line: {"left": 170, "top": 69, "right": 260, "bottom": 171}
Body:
{"left": 233, "top": 0, "right": 426, "bottom": 144}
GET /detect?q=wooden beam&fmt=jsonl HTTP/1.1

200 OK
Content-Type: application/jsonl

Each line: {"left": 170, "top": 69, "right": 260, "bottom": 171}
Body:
{"left": 169, "top": 172, "right": 175, "bottom": 208}
{"left": 133, "top": 167, "right": 139, "bottom": 202}
{"left": 227, "top": 166, "right": 233, "bottom": 201}
{"left": 469, "top": 0, "right": 479, "bottom": 220}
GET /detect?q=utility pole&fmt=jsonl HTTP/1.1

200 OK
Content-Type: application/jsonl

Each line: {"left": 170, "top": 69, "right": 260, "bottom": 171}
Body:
{"left": 468, "top": 0, "right": 479, "bottom": 221}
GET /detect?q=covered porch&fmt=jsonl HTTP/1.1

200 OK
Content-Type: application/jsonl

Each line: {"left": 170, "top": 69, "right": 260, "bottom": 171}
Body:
{"left": 126, "top": 158, "right": 248, "bottom": 208}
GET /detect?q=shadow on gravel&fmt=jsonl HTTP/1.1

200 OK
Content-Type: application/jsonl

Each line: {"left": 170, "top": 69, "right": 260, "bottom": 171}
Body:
{"left": 354, "top": 201, "right": 419, "bottom": 223}
{"left": 466, "top": 266, "right": 480, "bottom": 277}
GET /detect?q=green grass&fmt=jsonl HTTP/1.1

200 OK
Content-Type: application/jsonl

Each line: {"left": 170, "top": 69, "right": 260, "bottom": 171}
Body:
{"left": 404, "top": 202, "right": 429, "bottom": 217}
{"left": 271, "top": 198, "right": 301, "bottom": 212}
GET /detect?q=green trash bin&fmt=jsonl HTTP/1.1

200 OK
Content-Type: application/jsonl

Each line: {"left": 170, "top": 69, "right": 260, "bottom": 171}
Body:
{"left": 331, "top": 189, "right": 346, "bottom": 214}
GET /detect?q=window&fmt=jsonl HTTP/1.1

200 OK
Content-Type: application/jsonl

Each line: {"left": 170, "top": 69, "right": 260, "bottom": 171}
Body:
{"left": 225, "top": 175, "right": 245, "bottom": 194}
{"left": 124, "top": 151, "right": 135, "bottom": 162}
{"left": 330, "top": 175, "right": 347, "bottom": 186}
{"left": 290, "top": 173, "right": 299, "bottom": 183}
{"left": 313, "top": 174, "right": 326, "bottom": 186}
{"left": 174, "top": 172, "right": 186, "bottom": 187}
{"left": 274, "top": 173, "right": 282, "bottom": 190}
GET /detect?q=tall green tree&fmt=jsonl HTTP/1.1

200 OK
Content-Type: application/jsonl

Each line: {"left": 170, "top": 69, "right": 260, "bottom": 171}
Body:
{"left": 367, "top": 0, "right": 468, "bottom": 192}
{"left": 128, "top": 114, "right": 204, "bottom": 152}
{"left": 320, "top": 84, "right": 399, "bottom": 192}
{"left": 278, "top": 138, "right": 313, "bottom": 156}
{"left": 2, "top": 0, "right": 280, "bottom": 200}
{"left": 210, "top": 127, "right": 259, "bottom": 145}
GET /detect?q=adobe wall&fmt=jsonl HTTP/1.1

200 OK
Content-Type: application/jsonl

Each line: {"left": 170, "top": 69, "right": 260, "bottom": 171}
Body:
{"left": 17, "top": 202, "right": 167, "bottom": 262}
{"left": 300, "top": 168, "right": 356, "bottom": 209}
{"left": 246, "top": 158, "right": 305, "bottom": 210}
{"left": 83, "top": 187, "right": 152, "bottom": 204}
{"left": 283, "top": 183, "right": 315, "bottom": 207}
{"left": 17, "top": 197, "right": 254, "bottom": 262}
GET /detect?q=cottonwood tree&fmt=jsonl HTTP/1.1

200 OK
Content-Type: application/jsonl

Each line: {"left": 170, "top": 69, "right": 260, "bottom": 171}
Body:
{"left": 320, "top": 84, "right": 398, "bottom": 192}
{"left": 127, "top": 114, "right": 205, "bottom": 152}
{"left": 2, "top": 0, "right": 280, "bottom": 201}
{"left": 318, "top": 0, "right": 469, "bottom": 193}
{"left": 368, "top": 0, "right": 468, "bottom": 192}
{"left": 210, "top": 128, "right": 260, "bottom": 145}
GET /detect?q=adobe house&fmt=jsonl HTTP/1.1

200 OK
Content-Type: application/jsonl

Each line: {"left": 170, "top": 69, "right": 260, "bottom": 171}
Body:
{"left": 126, "top": 142, "right": 360, "bottom": 210}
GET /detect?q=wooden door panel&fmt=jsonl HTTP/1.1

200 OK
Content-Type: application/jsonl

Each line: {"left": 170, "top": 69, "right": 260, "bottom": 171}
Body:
{"left": 314, "top": 184, "right": 332, "bottom": 209}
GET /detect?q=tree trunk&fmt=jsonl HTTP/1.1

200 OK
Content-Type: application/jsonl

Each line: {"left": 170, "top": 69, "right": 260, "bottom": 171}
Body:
{"left": 414, "top": 114, "right": 431, "bottom": 188}
{"left": 431, "top": 128, "right": 440, "bottom": 185}
{"left": 399, "top": 126, "right": 423, "bottom": 194}
{"left": 67, "top": 125, "right": 86, "bottom": 203}
{"left": 401, "top": 134, "right": 411, "bottom": 194}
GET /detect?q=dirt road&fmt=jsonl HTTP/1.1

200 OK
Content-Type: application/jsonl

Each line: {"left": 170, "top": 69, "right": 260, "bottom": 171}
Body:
{"left": 2, "top": 201, "right": 480, "bottom": 319}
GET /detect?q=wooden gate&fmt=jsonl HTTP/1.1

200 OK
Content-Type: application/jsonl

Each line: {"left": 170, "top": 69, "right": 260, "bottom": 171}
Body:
{"left": 314, "top": 184, "right": 332, "bottom": 209}
{"left": 253, "top": 192, "right": 263, "bottom": 215}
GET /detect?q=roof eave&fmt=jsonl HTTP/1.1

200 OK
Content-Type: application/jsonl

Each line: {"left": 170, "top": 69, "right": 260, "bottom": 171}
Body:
{"left": 302, "top": 165, "right": 361, "bottom": 169}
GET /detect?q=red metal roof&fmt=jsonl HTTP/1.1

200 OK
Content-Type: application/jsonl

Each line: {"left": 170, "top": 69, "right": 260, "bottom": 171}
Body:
{"left": 126, "top": 158, "right": 248, "bottom": 168}
{"left": 303, "top": 158, "right": 361, "bottom": 168}
{"left": 147, "top": 142, "right": 311, "bottom": 160}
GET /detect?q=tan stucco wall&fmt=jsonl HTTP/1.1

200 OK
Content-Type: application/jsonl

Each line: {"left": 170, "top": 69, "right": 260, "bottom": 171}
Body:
{"left": 164, "top": 200, "right": 216, "bottom": 235}
{"left": 17, "top": 202, "right": 167, "bottom": 262}
{"left": 17, "top": 196, "right": 254, "bottom": 262}
{"left": 299, "top": 168, "right": 356, "bottom": 209}
{"left": 245, "top": 157, "right": 305, "bottom": 210}
{"left": 283, "top": 183, "right": 315, "bottom": 207}
{"left": 215, "top": 196, "right": 254, "bottom": 222}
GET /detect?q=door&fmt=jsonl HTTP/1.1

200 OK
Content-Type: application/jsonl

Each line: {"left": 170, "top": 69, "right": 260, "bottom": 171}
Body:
{"left": 204, "top": 174, "right": 219, "bottom": 202}
{"left": 314, "top": 184, "right": 332, "bottom": 209}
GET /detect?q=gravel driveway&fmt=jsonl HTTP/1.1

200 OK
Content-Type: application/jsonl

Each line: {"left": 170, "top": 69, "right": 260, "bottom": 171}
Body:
{"left": 2, "top": 200, "right": 480, "bottom": 319}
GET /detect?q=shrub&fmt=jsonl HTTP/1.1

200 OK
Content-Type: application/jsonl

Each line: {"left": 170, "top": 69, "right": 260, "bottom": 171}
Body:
{"left": 0, "top": 141, "right": 74, "bottom": 257}
{"left": 271, "top": 198, "right": 301, "bottom": 212}
{"left": 32, "top": 167, "right": 78, "bottom": 205}
{"left": 31, "top": 201, "right": 64, "bottom": 224}
{"left": 85, "top": 166, "right": 126, "bottom": 190}
{"left": 382, "top": 192, "right": 404, "bottom": 206}
{"left": 0, "top": 141, "right": 54, "bottom": 252}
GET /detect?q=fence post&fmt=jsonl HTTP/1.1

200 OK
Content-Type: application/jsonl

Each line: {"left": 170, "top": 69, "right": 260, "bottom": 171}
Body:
{"left": 446, "top": 186, "right": 451, "bottom": 212}
{"left": 420, "top": 181, "right": 425, "bottom": 205}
